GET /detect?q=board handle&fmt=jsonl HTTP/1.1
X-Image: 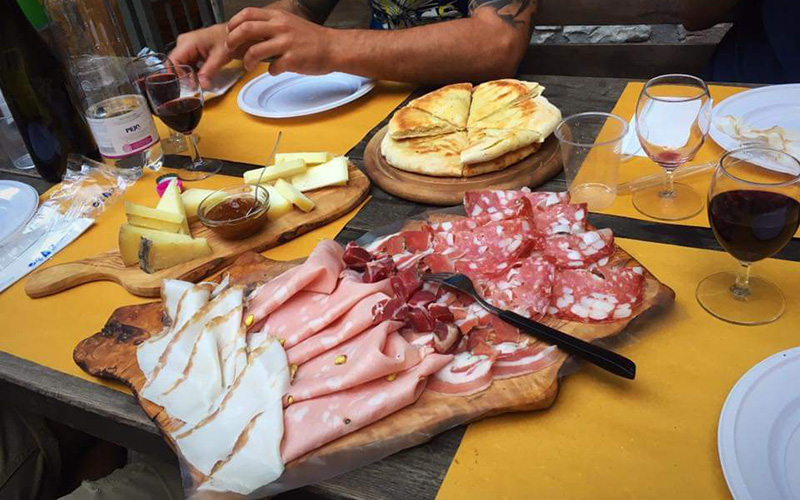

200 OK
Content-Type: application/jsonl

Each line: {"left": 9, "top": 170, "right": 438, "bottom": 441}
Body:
{"left": 25, "top": 260, "right": 121, "bottom": 298}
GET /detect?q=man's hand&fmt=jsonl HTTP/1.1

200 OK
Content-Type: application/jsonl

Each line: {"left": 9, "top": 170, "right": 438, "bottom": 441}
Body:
{"left": 226, "top": 8, "right": 334, "bottom": 75}
{"left": 169, "top": 23, "right": 234, "bottom": 88}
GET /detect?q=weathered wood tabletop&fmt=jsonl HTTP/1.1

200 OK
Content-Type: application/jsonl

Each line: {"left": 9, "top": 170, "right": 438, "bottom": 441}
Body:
{"left": 1, "top": 75, "right": 798, "bottom": 500}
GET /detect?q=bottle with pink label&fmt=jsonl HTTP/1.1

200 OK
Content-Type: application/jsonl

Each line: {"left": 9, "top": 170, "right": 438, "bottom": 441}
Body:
{"left": 44, "top": 0, "right": 163, "bottom": 173}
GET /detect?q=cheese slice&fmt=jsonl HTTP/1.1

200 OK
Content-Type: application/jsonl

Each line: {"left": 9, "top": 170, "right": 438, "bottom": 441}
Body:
{"left": 119, "top": 224, "right": 192, "bottom": 266}
{"left": 182, "top": 189, "right": 226, "bottom": 223}
{"left": 156, "top": 180, "right": 191, "bottom": 234}
{"left": 125, "top": 202, "right": 190, "bottom": 235}
{"left": 274, "top": 179, "right": 315, "bottom": 212}
{"left": 243, "top": 159, "right": 306, "bottom": 185}
{"left": 260, "top": 184, "right": 293, "bottom": 220}
{"left": 138, "top": 234, "right": 212, "bottom": 273}
{"left": 290, "top": 156, "right": 349, "bottom": 192}
{"left": 275, "top": 152, "right": 332, "bottom": 165}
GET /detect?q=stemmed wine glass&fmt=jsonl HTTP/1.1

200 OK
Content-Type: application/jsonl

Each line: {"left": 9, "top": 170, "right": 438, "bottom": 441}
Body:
{"left": 126, "top": 53, "right": 187, "bottom": 154}
{"left": 634, "top": 74, "right": 712, "bottom": 220}
{"left": 696, "top": 146, "right": 800, "bottom": 325}
{"left": 145, "top": 65, "right": 220, "bottom": 181}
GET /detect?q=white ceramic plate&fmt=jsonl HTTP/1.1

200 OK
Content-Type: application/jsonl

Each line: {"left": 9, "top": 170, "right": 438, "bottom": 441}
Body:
{"left": 718, "top": 347, "right": 800, "bottom": 500}
{"left": 710, "top": 84, "right": 800, "bottom": 152}
{"left": 237, "top": 72, "right": 375, "bottom": 119}
{"left": 0, "top": 180, "right": 38, "bottom": 244}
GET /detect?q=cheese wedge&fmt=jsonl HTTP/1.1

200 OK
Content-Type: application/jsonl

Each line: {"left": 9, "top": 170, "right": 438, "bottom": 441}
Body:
{"left": 290, "top": 156, "right": 349, "bottom": 192}
{"left": 119, "top": 224, "right": 192, "bottom": 266}
{"left": 125, "top": 202, "right": 190, "bottom": 235}
{"left": 275, "top": 152, "right": 332, "bottom": 165}
{"left": 138, "top": 234, "right": 212, "bottom": 273}
{"left": 260, "top": 184, "right": 293, "bottom": 220}
{"left": 243, "top": 159, "right": 306, "bottom": 185}
{"left": 274, "top": 179, "right": 315, "bottom": 212}
{"left": 181, "top": 189, "right": 226, "bottom": 222}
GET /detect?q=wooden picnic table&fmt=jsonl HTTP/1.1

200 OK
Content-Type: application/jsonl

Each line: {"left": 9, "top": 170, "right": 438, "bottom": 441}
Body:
{"left": 1, "top": 74, "right": 799, "bottom": 500}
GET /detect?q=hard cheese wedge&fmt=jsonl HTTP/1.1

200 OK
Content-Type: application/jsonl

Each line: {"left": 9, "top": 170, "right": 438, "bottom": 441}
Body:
{"left": 275, "top": 152, "right": 332, "bottom": 165}
{"left": 126, "top": 202, "right": 190, "bottom": 235}
{"left": 274, "top": 179, "right": 315, "bottom": 213}
{"left": 290, "top": 156, "right": 349, "bottom": 192}
{"left": 260, "top": 185, "right": 293, "bottom": 220}
{"left": 118, "top": 224, "right": 195, "bottom": 266}
{"left": 243, "top": 159, "right": 306, "bottom": 185}
{"left": 139, "top": 234, "right": 212, "bottom": 273}
{"left": 156, "top": 179, "right": 191, "bottom": 234}
{"left": 182, "top": 189, "right": 226, "bottom": 222}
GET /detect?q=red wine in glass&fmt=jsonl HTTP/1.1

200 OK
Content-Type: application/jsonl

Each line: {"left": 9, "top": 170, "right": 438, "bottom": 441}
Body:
{"left": 156, "top": 97, "right": 203, "bottom": 134}
{"left": 136, "top": 73, "right": 180, "bottom": 113}
{"left": 709, "top": 190, "right": 800, "bottom": 263}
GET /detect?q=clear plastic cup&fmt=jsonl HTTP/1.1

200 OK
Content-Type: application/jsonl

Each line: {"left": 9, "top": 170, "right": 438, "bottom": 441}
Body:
{"left": 555, "top": 112, "right": 629, "bottom": 210}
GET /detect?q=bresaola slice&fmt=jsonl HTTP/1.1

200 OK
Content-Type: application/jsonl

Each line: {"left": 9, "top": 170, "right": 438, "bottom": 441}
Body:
{"left": 543, "top": 228, "right": 615, "bottom": 269}
{"left": 548, "top": 266, "right": 645, "bottom": 322}
{"left": 281, "top": 353, "right": 453, "bottom": 463}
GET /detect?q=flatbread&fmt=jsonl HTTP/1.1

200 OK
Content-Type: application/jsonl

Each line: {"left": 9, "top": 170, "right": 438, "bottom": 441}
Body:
{"left": 388, "top": 107, "right": 458, "bottom": 139}
{"left": 462, "top": 143, "right": 540, "bottom": 177}
{"left": 467, "top": 79, "right": 544, "bottom": 126}
{"left": 381, "top": 131, "right": 467, "bottom": 177}
{"left": 461, "top": 128, "right": 541, "bottom": 164}
{"left": 469, "top": 95, "right": 562, "bottom": 139}
{"left": 406, "top": 83, "right": 472, "bottom": 129}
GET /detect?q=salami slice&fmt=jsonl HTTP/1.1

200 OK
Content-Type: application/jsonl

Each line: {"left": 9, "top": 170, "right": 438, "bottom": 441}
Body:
{"left": 543, "top": 228, "right": 615, "bottom": 269}
{"left": 548, "top": 266, "right": 645, "bottom": 322}
{"left": 463, "top": 188, "right": 569, "bottom": 219}
{"left": 483, "top": 256, "right": 556, "bottom": 319}
{"left": 533, "top": 202, "right": 588, "bottom": 236}
{"left": 450, "top": 218, "right": 538, "bottom": 273}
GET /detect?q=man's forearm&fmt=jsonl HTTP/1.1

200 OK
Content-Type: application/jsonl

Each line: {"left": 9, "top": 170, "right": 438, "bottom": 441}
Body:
{"left": 327, "top": 12, "right": 525, "bottom": 83}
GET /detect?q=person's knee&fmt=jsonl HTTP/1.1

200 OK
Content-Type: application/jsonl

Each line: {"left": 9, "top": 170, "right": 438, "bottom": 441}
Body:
{"left": 0, "top": 405, "right": 61, "bottom": 500}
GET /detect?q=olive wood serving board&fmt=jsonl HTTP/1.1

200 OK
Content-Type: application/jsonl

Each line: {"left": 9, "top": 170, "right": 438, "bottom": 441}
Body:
{"left": 73, "top": 231, "right": 674, "bottom": 494}
{"left": 363, "top": 126, "right": 563, "bottom": 206}
{"left": 25, "top": 164, "right": 369, "bottom": 299}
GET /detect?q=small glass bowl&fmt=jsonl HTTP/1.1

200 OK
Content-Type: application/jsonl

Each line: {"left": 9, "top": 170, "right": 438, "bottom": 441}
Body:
{"left": 197, "top": 184, "right": 270, "bottom": 240}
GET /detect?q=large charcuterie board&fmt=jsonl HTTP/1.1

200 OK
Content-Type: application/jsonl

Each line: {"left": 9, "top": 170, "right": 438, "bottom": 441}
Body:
{"left": 74, "top": 213, "right": 674, "bottom": 493}
{"left": 25, "top": 164, "right": 370, "bottom": 299}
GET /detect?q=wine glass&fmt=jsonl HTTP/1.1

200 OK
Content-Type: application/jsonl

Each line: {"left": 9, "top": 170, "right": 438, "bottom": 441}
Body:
{"left": 696, "top": 146, "right": 800, "bottom": 325}
{"left": 634, "top": 74, "right": 712, "bottom": 220}
{"left": 126, "top": 53, "right": 187, "bottom": 154}
{"left": 146, "top": 65, "right": 220, "bottom": 181}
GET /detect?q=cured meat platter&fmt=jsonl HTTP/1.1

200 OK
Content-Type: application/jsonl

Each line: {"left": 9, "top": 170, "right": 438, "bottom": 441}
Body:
{"left": 74, "top": 188, "right": 674, "bottom": 495}
{"left": 25, "top": 164, "right": 370, "bottom": 299}
{"left": 363, "top": 126, "right": 563, "bottom": 206}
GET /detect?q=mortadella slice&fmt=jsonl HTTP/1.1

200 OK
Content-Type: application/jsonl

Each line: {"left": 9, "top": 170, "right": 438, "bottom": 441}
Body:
{"left": 285, "top": 292, "right": 390, "bottom": 366}
{"left": 281, "top": 353, "right": 453, "bottom": 463}
{"left": 257, "top": 271, "right": 392, "bottom": 349}
{"left": 286, "top": 321, "right": 422, "bottom": 404}
{"left": 247, "top": 240, "right": 345, "bottom": 325}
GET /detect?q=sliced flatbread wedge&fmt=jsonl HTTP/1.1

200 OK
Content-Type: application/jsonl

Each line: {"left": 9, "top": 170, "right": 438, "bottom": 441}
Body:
{"left": 462, "top": 143, "right": 540, "bottom": 177}
{"left": 388, "top": 107, "right": 458, "bottom": 139}
{"left": 469, "top": 95, "right": 562, "bottom": 139}
{"left": 381, "top": 131, "right": 467, "bottom": 177}
{"left": 406, "top": 83, "right": 472, "bottom": 129}
{"left": 461, "top": 128, "right": 541, "bottom": 164}
{"left": 467, "top": 79, "right": 544, "bottom": 126}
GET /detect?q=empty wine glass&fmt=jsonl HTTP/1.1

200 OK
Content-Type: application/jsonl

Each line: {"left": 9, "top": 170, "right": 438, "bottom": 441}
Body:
{"left": 696, "top": 146, "right": 800, "bottom": 325}
{"left": 126, "top": 53, "right": 187, "bottom": 154}
{"left": 146, "top": 65, "right": 220, "bottom": 181}
{"left": 634, "top": 74, "right": 712, "bottom": 220}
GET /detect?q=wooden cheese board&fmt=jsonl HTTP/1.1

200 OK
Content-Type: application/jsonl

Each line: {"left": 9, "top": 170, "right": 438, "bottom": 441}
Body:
{"left": 25, "top": 164, "right": 370, "bottom": 299}
{"left": 363, "top": 126, "right": 563, "bottom": 206}
{"left": 74, "top": 233, "right": 674, "bottom": 493}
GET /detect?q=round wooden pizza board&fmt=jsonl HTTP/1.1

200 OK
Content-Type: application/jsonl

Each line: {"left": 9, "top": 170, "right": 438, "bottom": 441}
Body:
{"left": 363, "top": 125, "right": 563, "bottom": 206}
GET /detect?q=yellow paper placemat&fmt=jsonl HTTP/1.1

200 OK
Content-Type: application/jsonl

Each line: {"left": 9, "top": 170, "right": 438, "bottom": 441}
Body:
{"left": 0, "top": 168, "right": 366, "bottom": 393}
{"left": 437, "top": 238, "right": 800, "bottom": 500}
{"left": 597, "top": 83, "right": 743, "bottom": 227}
{"left": 156, "top": 64, "right": 414, "bottom": 166}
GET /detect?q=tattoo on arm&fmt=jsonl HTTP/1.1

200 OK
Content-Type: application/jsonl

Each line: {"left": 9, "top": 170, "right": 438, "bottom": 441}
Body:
{"left": 291, "top": 0, "right": 340, "bottom": 23}
{"left": 468, "top": 0, "right": 536, "bottom": 26}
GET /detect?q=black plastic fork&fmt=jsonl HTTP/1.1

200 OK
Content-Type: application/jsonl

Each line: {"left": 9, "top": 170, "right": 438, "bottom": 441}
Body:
{"left": 422, "top": 272, "right": 636, "bottom": 380}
